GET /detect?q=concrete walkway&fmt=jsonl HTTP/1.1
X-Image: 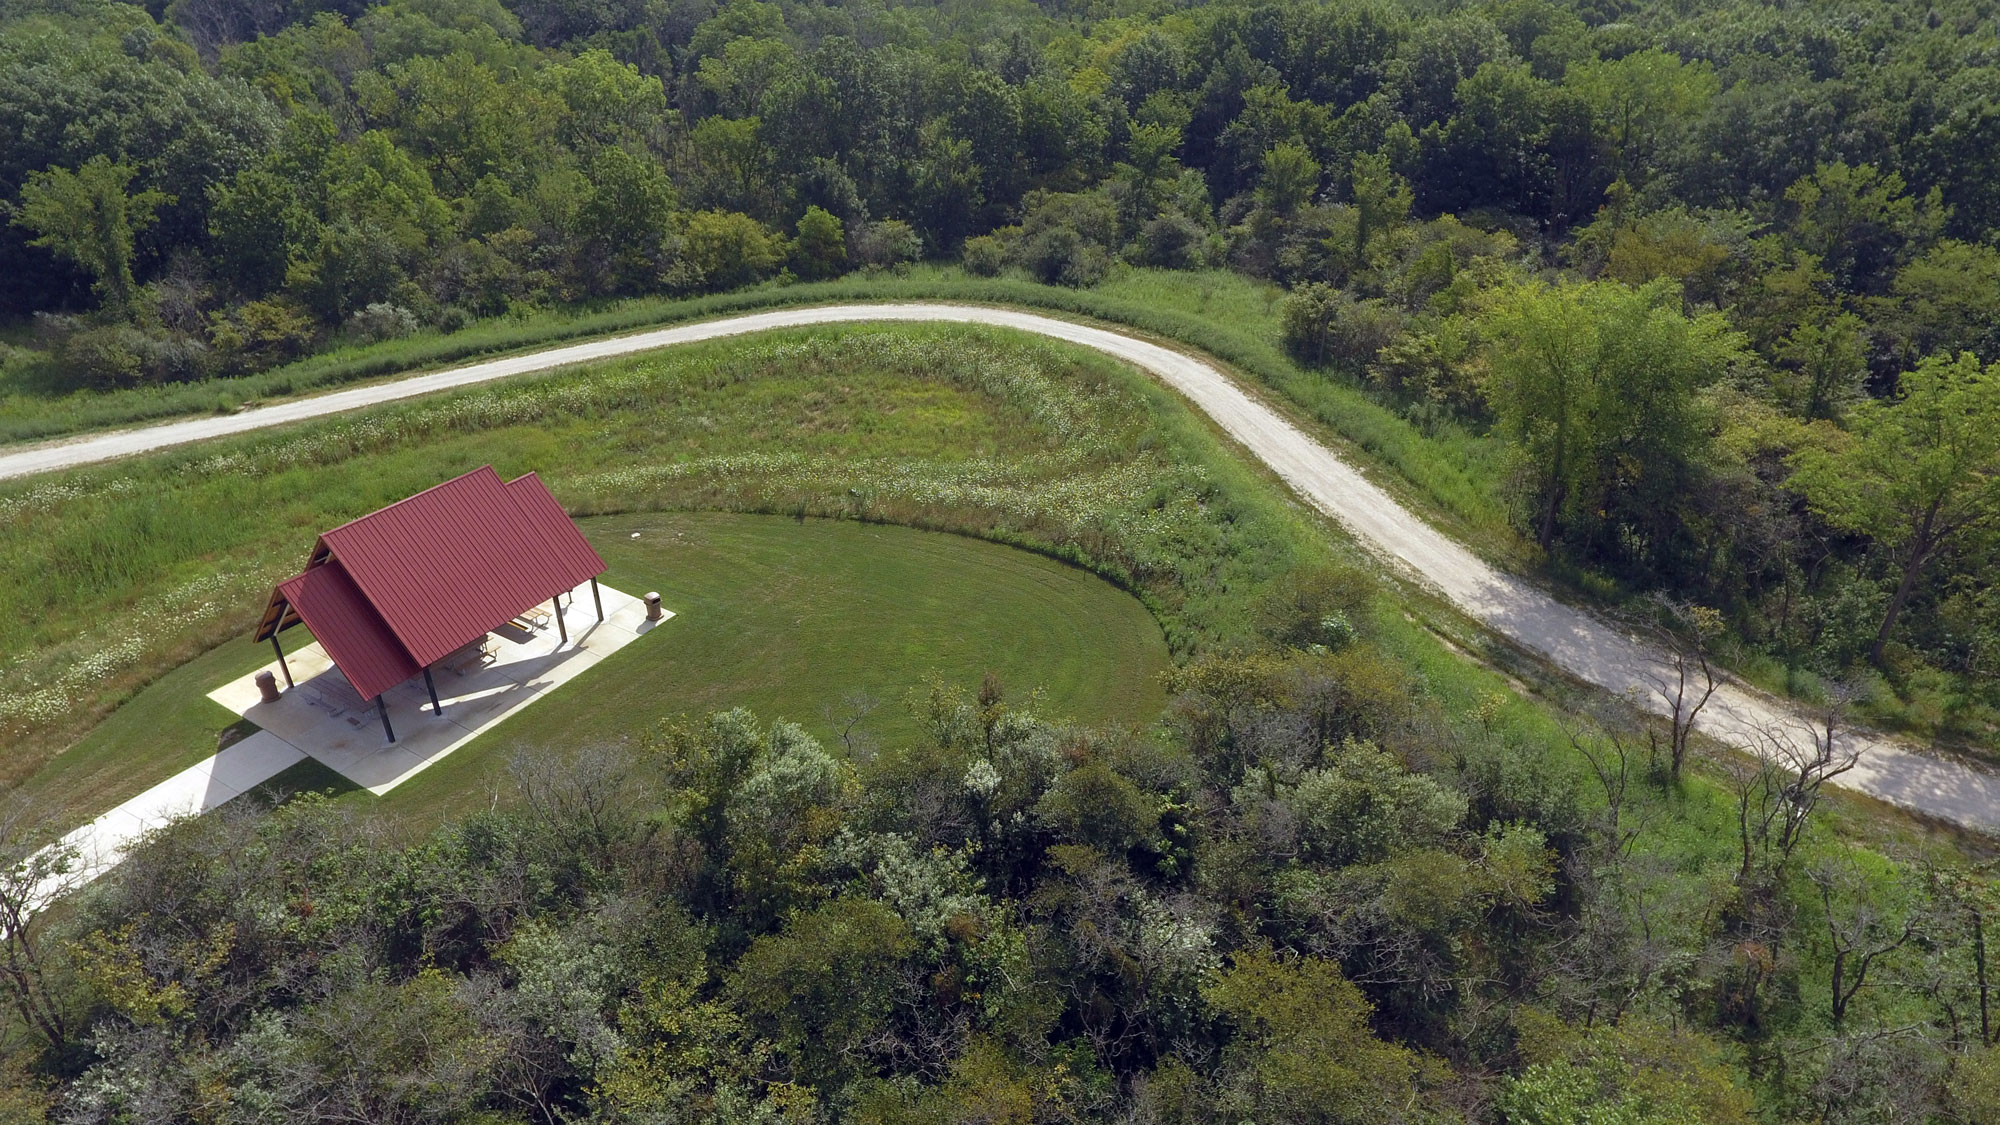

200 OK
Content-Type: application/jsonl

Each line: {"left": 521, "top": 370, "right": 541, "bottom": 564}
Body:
{"left": 30, "top": 579, "right": 663, "bottom": 905}
{"left": 32, "top": 731, "right": 305, "bottom": 905}
{"left": 8, "top": 303, "right": 1998, "bottom": 834}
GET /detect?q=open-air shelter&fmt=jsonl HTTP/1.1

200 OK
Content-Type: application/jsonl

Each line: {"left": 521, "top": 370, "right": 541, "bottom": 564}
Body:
{"left": 253, "top": 465, "right": 608, "bottom": 742}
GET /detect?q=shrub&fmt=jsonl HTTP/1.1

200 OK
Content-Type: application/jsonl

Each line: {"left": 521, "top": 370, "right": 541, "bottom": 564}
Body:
{"left": 1257, "top": 565, "right": 1373, "bottom": 651}
{"left": 789, "top": 206, "right": 848, "bottom": 281}
{"left": 208, "top": 298, "right": 319, "bottom": 375}
{"left": 1367, "top": 319, "right": 1486, "bottom": 415}
{"left": 346, "top": 302, "right": 420, "bottom": 344}
{"left": 1131, "top": 212, "right": 1208, "bottom": 269}
{"left": 1013, "top": 191, "right": 1117, "bottom": 286}
{"left": 37, "top": 316, "right": 212, "bottom": 390}
{"left": 851, "top": 219, "right": 923, "bottom": 272}
{"left": 1020, "top": 225, "right": 1109, "bottom": 287}
{"left": 680, "top": 210, "right": 785, "bottom": 292}
{"left": 961, "top": 234, "right": 1008, "bottom": 277}
{"left": 1279, "top": 282, "right": 1403, "bottom": 370}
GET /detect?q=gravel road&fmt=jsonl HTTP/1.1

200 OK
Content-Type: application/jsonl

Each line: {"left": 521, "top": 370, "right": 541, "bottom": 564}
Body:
{"left": 7, "top": 303, "right": 1994, "bottom": 830}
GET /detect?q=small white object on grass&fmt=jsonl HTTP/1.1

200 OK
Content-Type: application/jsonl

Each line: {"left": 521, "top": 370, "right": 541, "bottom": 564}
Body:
{"left": 630, "top": 532, "right": 641, "bottom": 538}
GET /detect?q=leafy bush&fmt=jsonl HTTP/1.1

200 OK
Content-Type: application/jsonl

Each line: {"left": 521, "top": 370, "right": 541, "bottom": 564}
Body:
{"left": 852, "top": 219, "right": 924, "bottom": 272}
{"left": 1131, "top": 211, "right": 1208, "bottom": 270}
{"left": 346, "top": 302, "right": 419, "bottom": 344}
{"left": 36, "top": 316, "right": 211, "bottom": 389}
{"left": 1279, "top": 282, "right": 1404, "bottom": 370}
{"left": 680, "top": 210, "right": 784, "bottom": 292}
{"left": 1020, "top": 225, "right": 1109, "bottom": 287}
{"left": 788, "top": 206, "right": 848, "bottom": 281}
{"left": 207, "top": 298, "right": 319, "bottom": 375}
{"left": 961, "top": 234, "right": 1008, "bottom": 277}
{"left": 1257, "top": 565, "right": 1373, "bottom": 651}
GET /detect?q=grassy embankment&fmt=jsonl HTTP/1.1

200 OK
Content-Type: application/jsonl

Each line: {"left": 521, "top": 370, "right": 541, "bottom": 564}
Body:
{"left": 7, "top": 266, "right": 1987, "bottom": 756}
{"left": 1, "top": 324, "right": 1295, "bottom": 824}
{"left": 0, "top": 267, "right": 1514, "bottom": 552}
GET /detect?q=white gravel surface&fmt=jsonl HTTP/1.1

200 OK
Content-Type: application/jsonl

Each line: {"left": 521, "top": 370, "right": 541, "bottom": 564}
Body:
{"left": 8, "top": 303, "right": 1996, "bottom": 830}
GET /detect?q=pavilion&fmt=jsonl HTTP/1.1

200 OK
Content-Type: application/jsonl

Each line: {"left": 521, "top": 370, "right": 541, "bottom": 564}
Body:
{"left": 253, "top": 465, "right": 608, "bottom": 743}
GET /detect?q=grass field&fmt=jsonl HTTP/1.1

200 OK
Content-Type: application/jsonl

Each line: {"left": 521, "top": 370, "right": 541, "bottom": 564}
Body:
{"left": 0, "top": 267, "right": 1516, "bottom": 549}
{"left": 1, "top": 324, "right": 1299, "bottom": 821}
{"left": 5, "top": 314, "right": 1964, "bottom": 864}
{"left": 22, "top": 511, "right": 1169, "bottom": 827}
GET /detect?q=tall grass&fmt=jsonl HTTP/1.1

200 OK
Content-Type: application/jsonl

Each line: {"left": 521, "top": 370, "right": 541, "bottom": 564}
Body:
{"left": 0, "top": 266, "right": 1514, "bottom": 547}
{"left": 0, "top": 324, "right": 1304, "bottom": 792}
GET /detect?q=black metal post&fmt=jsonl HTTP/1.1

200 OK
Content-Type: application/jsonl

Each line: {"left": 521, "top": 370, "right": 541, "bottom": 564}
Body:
{"left": 271, "top": 635, "right": 294, "bottom": 688}
{"left": 423, "top": 667, "right": 443, "bottom": 716}
{"left": 378, "top": 696, "right": 396, "bottom": 743}
{"left": 591, "top": 576, "right": 604, "bottom": 621}
{"left": 553, "top": 596, "right": 567, "bottom": 644}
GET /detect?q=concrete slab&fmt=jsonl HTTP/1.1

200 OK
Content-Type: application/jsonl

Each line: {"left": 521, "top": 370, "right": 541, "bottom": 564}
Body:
{"left": 207, "top": 579, "right": 665, "bottom": 795}
{"left": 28, "top": 730, "right": 308, "bottom": 908}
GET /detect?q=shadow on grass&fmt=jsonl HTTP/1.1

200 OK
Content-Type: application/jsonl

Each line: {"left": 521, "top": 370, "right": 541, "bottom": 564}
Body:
{"left": 245, "top": 757, "right": 361, "bottom": 806}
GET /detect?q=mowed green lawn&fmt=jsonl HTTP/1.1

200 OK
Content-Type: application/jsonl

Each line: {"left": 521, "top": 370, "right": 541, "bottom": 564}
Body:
{"left": 28, "top": 511, "right": 1169, "bottom": 828}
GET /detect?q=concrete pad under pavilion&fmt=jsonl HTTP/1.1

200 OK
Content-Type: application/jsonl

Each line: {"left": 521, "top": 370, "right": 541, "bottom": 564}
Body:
{"left": 209, "top": 578, "right": 666, "bottom": 795}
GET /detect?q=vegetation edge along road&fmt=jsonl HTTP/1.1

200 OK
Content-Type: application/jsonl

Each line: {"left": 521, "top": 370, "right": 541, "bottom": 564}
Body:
{"left": 11, "top": 303, "right": 1996, "bottom": 832}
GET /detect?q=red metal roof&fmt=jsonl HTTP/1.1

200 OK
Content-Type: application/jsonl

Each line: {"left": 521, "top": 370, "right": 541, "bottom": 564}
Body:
{"left": 276, "top": 561, "right": 421, "bottom": 702}
{"left": 255, "top": 466, "right": 607, "bottom": 700}
{"left": 505, "top": 472, "right": 608, "bottom": 588}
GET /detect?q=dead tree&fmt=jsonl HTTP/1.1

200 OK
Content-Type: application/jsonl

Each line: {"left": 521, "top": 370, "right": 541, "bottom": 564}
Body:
{"left": 1641, "top": 594, "right": 1723, "bottom": 781}
{"left": 1921, "top": 858, "right": 2000, "bottom": 1048}
{"left": 1560, "top": 701, "right": 1645, "bottom": 858}
{"left": 1733, "top": 687, "right": 1859, "bottom": 887}
{"left": 1813, "top": 854, "right": 1919, "bottom": 1029}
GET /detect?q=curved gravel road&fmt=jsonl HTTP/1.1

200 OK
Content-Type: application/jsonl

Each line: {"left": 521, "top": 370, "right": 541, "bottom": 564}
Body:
{"left": 6, "top": 303, "right": 1996, "bottom": 831}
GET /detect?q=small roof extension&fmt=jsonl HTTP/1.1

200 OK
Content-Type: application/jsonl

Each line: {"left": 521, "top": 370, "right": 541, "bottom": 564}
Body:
{"left": 255, "top": 466, "right": 607, "bottom": 702}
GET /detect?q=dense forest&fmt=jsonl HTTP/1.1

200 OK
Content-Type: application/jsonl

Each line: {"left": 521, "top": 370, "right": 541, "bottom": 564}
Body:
{"left": 7, "top": 0, "right": 2000, "bottom": 1117}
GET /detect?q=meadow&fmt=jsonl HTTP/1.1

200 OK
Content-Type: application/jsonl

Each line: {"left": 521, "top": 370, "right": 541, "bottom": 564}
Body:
{"left": 5, "top": 315, "right": 1955, "bottom": 864}
{"left": 9, "top": 268, "right": 1981, "bottom": 750}
{"left": 0, "top": 267, "right": 1517, "bottom": 551}
{"left": 27, "top": 510, "right": 1170, "bottom": 828}
{"left": 0, "top": 322, "right": 1305, "bottom": 821}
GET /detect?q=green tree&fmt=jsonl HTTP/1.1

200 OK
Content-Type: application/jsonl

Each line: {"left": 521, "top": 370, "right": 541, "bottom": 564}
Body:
{"left": 1786, "top": 353, "right": 2000, "bottom": 661}
{"left": 574, "top": 146, "right": 676, "bottom": 294}
{"left": 788, "top": 205, "right": 845, "bottom": 281}
{"left": 1883, "top": 239, "right": 2000, "bottom": 367}
{"left": 1481, "top": 278, "right": 1743, "bottom": 561}
{"left": 12, "top": 156, "right": 170, "bottom": 317}
{"left": 730, "top": 898, "right": 917, "bottom": 1089}
{"left": 1255, "top": 142, "right": 1321, "bottom": 219}
{"left": 1497, "top": 1015, "right": 1753, "bottom": 1125}
{"left": 1784, "top": 162, "right": 1944, "bottom": 295}
{"left": 538, "top": 48, "right": 668, "bottom": 153}
{"left": 207, "top": 167, "right": 312, "bottom": 296}
{"left": 1774, "top": 311, "right": 1869, "bottom": 421}
{"left": 1563, "top": 49, "right": 1717, "bottom": 183}
{"left": 1349, "top": 151, "right": 1412, "bottom": 266}
{"left": 680, "top": 209, "right": 783, "bottom": 291}
{"left": 1111, "top": 121, "right": 1182, "bottom": 237}
{"left": 683, "top": 115, "right": 777, "bottom": 217}
{"left": 376, "top": 49, "right": 553, "bottom": 195}
{"left": 1205, "top": 949, "right": 1438, "bottom": 1124}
